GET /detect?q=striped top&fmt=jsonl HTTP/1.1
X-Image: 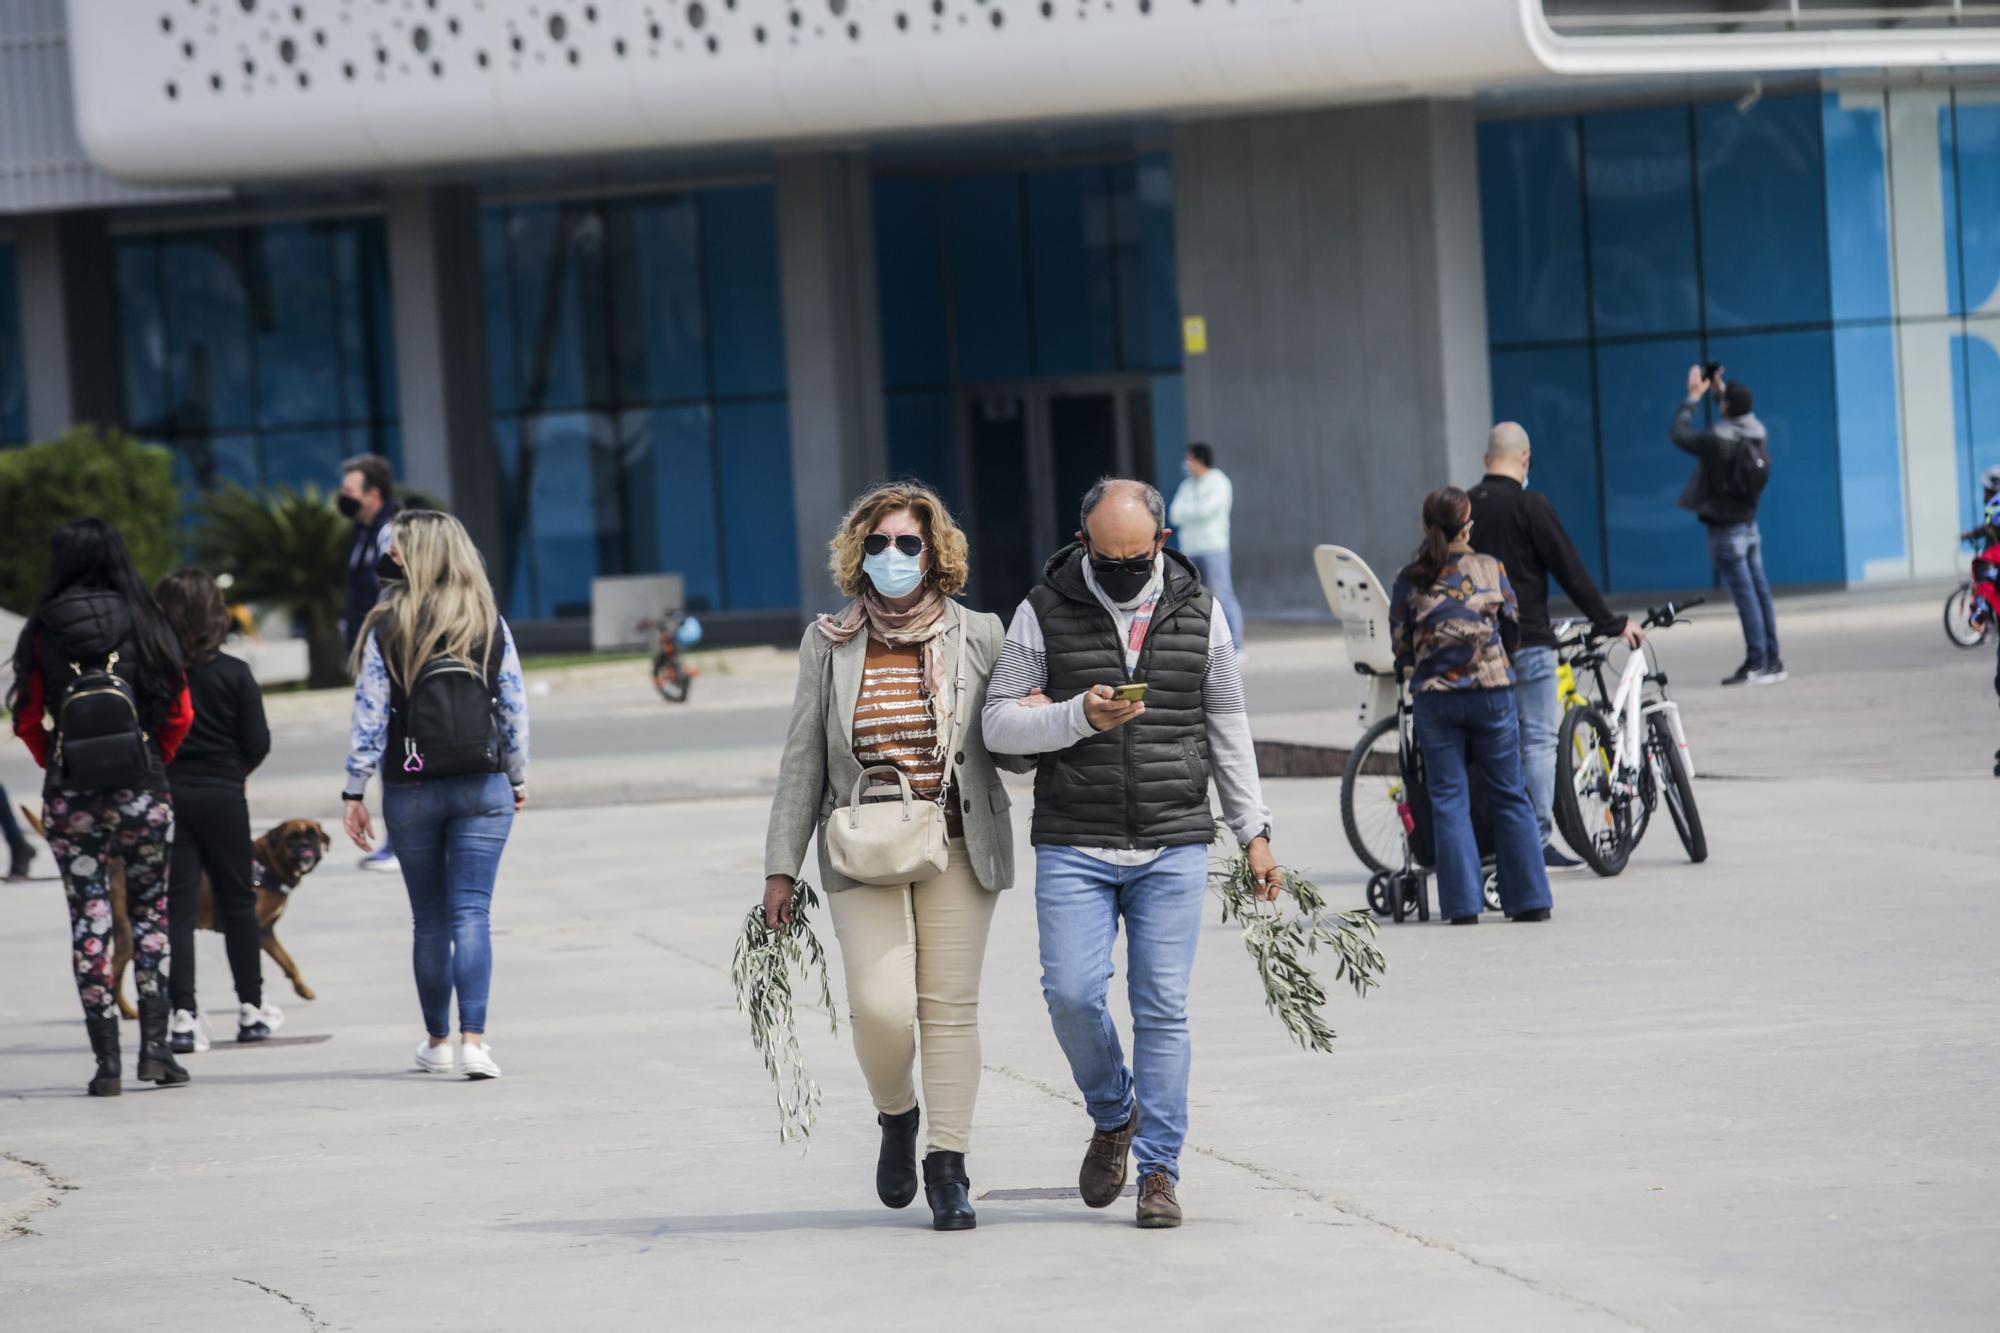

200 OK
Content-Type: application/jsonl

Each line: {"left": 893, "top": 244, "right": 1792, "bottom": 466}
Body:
{"left": 854, "top": 637, "right": 960, "bottom": 833}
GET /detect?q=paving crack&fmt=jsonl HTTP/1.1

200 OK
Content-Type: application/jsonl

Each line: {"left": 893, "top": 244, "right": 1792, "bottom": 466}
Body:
{"left": 0, "top": 1152, "right": 77, "bottom": 1240}
{"left": 983, "top": 1063, "right": 1654, "bottom": 1333}
{"left": 233, "top": 1277, "right": 330, "bottom": 1330}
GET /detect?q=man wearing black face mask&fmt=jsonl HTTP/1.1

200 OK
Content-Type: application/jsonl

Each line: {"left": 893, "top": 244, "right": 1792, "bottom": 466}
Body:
{"left": 337, "top": 453, "right": 400, "bottom": 872}
{"left": 982, "top": 478, "right": 1278, "bottom": 1231}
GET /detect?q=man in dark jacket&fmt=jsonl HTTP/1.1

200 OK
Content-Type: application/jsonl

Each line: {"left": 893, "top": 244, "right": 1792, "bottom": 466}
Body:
{"left": 1671, "top": 367, "right": 1784, "bottom": 685}
{"left": 1470, "top": 423, "right": 1642, "bottom": 868}
{"left": 338, "top": 453, "right": 400, "bottom": 657}
{"left": 981, "top": 479, "right": 1278, "bottom": 1231}
{"left": 337, "top": 453, "right": 400, "bottom": 870}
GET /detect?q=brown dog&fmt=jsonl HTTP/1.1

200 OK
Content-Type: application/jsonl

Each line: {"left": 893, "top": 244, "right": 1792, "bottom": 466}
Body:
{"left": 22, "top": 808, "right": 331, "bottom": 1018}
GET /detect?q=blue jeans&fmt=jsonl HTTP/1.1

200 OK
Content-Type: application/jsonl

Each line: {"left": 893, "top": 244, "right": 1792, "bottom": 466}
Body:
{"left": 382, "top": 772, "right": 515, "bottom": 1037}
{"left": 1189, "top": 551, "right": 1245, "bottom": 652}
{"left": 1510, "top": 646, "right": 1559, "bottom": 846}
{"left": 1413, "top": 690, "right": 1553, "bottom": 919}
{"left": 1034, "top": 843, "right": 1208, "bottom": 1181}
{"left": 1706, "top": 521, "right": 1781, "bottom": 668}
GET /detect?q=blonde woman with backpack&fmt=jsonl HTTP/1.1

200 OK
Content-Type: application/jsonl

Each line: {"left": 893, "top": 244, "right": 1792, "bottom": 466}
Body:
{"left": 341, "top": 510, "right": 529, "bottom": 1080}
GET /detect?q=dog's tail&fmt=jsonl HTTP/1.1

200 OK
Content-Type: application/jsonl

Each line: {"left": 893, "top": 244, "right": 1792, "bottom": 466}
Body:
{"left": 21, "top": 805, "right": 43, "bottom": 840}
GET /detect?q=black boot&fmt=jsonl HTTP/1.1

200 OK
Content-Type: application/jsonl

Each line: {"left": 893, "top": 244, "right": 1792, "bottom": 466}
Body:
{"left": 922, "top": 1151, "right": 977, "bottom": 1232}
{"left": 875, "top": 1105, "right": 921, "bottom": 1209}
{"left": 85, "top": 1015, "right": 121, "bottom": 1097}
{"left": 5, "top": 838, "right": 32, "bottom": 882}
{"left": 135, "top": 1000, "right": 190, "bottom": 1087}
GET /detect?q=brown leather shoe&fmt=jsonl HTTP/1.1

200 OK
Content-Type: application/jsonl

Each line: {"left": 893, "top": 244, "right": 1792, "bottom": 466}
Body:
{"left": 1078, "top": 1109, "right": 1138, "bottom": 1208}
{"left": 1136, "top": 1171, "right": 1182, "bottom": 1229}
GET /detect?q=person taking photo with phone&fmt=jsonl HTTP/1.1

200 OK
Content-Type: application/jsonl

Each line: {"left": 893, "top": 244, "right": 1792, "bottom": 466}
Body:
{"left": 1671, "top": 365, "right": 1783, "bottom": 686}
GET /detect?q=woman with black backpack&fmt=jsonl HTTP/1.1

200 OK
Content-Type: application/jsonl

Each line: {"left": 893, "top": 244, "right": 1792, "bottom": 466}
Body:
{"left": 8, "top": 518, "right": 195, "bottom": 1095}
{"left": 340, "top": 509, "right": 529, "bottom": 1080}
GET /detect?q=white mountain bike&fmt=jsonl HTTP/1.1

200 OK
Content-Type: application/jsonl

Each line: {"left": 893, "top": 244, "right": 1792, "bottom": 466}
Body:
{"left": 1553, "top": 598, "right": 1708, "bottom": 877}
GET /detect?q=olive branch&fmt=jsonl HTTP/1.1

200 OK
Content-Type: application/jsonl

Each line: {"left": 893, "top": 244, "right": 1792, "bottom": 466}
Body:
{"left": 730, "top": 879, "right": 839, "bottom": 1146}
{"left": 1208, "top": 839, "right": 1387, "bottom": 1054}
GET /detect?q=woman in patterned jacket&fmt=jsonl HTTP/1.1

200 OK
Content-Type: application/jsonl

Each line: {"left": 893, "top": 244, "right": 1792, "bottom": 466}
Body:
{"left": 341, "top": 510, "right": 529, "bottom": 1080}
{"left": 1388, "top": 486, "right": 1553, "bottom": 925}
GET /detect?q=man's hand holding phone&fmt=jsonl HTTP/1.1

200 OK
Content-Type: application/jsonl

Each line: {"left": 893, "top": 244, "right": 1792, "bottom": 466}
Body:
{"left": 1083, "top": 682, "right": 1146, "bottom": 732}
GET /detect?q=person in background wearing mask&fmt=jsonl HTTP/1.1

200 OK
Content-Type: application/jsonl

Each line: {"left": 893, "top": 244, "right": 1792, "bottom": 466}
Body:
{"left": 982, "top": 479, "right": 1280, "bottom": 1230}
{"left": 1469, "top": 422, "right": 1642, "bottom": 869}
{"left": 762, "top": 481, "right": 1021, "bottom": 1232}
{"left": 338, "top": 453, "right": 401, "bottom": 872}
{"left": 1167, "top": 442, "right": 1245, "bottom": 658}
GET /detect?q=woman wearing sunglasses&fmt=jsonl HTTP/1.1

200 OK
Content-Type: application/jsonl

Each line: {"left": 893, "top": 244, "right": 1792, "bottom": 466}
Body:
{"left": 762, "top": 481, "right": 1022, "bottom": 1232}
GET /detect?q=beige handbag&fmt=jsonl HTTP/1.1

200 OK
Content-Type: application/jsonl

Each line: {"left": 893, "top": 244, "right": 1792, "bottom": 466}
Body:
{"left": 826, "top": 765, "right": 953, "bottom": 886}
{"left": 824, "top": 608, "right": 963, "bottom": 886}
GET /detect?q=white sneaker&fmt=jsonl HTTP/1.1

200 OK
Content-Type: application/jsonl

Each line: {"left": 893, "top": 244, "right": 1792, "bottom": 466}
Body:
{"left": 359, "top": 850, "right": 401, "bottom": 873}
{"left": 171, "top": 1008, "right": 211, "bottom": 1053}
{"left": 457, "top": 1042, "right": 502, "bottom": 1080}
{"left": 258, "top": 1001, "right": 285, "bottom": 1033}
{"left": 414, "top": 1040, "right": 457, "bottom": 1075}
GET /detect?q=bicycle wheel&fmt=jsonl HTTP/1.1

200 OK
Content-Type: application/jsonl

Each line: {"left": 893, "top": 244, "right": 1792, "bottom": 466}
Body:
{"left": 1554, "top": 705, "right": 1633, "bottom": 877}
{"left": 1944, "top": 584, "right": 1992, "bottom": 648}
{"left": 653, "top": 652, "right": 691, "bottom": 703}
{"left": 1646, "top": 713, "right": 1707, "bottom": 863}
{"left": 1340, "top": 716, "right": 1405, "bottom": 876}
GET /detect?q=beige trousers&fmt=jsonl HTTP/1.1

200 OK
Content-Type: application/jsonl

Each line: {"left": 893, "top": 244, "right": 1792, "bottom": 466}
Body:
{"left": 826, "top": 839, "right": 998, "bottom": 1155}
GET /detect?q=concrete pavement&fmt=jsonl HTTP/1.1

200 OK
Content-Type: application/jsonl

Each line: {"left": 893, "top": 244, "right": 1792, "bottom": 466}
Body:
{"left": 2, "top": 583, "right": 1997, "bottom": 1330}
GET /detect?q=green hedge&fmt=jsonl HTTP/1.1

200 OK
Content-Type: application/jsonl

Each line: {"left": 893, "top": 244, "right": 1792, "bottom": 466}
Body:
{"left": 0, "top": 427, "right": 179, "bottom": 614}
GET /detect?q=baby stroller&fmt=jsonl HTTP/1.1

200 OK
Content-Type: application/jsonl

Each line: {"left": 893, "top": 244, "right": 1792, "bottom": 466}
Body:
{"left": 1362, "top": 671, "right": 1502, "bottom": 924}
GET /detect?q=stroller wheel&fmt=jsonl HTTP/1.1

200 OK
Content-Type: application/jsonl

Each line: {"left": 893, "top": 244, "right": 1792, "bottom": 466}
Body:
{"left": 1366, "top": 872, "right": 1394, "bottom": 918}
{"left": 1483, "top": 865, "right": 1502, "bottom": 913}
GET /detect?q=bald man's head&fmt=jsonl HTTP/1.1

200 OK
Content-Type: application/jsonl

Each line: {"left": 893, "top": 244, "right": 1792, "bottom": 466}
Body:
{"left": 1078, "top": 478, "right": 1168, "bottom": 559}
{"left": 1485, "top": 422, "right": 1531, "bottom": 480}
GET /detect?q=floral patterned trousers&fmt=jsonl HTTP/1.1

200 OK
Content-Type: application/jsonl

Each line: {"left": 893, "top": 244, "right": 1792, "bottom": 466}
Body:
{"left": 44, "top": 787, "right": 174, "bottom": 1019}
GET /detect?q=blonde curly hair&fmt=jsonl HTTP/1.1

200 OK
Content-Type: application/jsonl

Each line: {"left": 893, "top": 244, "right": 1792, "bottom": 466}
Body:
{"left": 828, "top": 481, "right": 970, "bottom": 598}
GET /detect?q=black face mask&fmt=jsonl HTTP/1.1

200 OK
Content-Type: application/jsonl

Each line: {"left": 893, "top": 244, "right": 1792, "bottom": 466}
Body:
{"left": 336, "top": 494, "right": 363, "bottom": 520}
{"left": 1088, "top": 548, "right": 1157, "bottom": 605}
{"left": 375, "top": 554, "right": 403, "bottom": 583}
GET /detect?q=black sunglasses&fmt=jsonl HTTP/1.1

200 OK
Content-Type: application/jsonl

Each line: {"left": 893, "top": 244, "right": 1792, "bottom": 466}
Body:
{"left": 1086, "top": 544, "right": 1157, "bottom": 576}
{"left": 863, "top": 533, "right": 925, "bottom": 558}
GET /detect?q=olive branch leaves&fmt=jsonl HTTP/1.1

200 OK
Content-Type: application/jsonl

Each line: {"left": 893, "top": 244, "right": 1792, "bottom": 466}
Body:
{"left": 730, "top": 879, "right": 839, "bottom": 1146}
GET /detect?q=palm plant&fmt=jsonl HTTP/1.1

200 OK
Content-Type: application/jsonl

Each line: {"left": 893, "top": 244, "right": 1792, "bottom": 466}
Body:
{"left": 194, "top": 485, "right": 352, "bottom": 688}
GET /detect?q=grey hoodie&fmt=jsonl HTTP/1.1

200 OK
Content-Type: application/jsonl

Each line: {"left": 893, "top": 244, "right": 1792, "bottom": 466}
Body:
{"left": 1671, "top": 398, "right": 1766, "bottom": 527}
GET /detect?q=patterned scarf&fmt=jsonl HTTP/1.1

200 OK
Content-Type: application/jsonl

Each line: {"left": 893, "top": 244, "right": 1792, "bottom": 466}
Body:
{"left": 815, "top": 588, "right": 957, "bottom": 763}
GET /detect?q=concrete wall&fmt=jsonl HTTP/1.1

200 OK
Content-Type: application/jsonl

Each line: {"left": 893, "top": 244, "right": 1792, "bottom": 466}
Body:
{"left": 1172, "top": 100, "right": 1491, "bottom": 618}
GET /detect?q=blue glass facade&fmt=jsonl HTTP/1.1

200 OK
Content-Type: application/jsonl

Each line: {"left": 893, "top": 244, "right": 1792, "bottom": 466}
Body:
{"left": 114, "top": 219, "right": 400, "bottom": 502}
{"left": 871, "top": 154, "right": 1185, "bottom": 512}
{"left": 1482, "top": 87, "right": 2000, "bottom": 590}
{"left": 480, "top": 186, "right": 794, "bottom": 620}
{"left": 0, "top": 241, "right": 24, "bottom": 445}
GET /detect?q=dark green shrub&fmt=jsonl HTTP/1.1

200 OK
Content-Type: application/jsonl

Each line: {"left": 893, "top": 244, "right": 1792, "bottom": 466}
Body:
{"left": 0, "top": 427, "right": 179, "bottom": 614}
{"left": 194, "top": 484, "right": 352, "bottom": 689}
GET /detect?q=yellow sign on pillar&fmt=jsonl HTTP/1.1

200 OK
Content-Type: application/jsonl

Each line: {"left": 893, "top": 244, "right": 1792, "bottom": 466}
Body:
{"left": 1182, "top": 315, "right": 1208, "bottom": 357}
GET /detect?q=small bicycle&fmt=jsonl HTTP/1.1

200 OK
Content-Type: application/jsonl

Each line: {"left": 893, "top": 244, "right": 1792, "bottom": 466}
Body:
{"left": 637, "top": 607, "right": 703, "bottom": 703}
{"left": 1943, "top": 538, "right": 2000, "bottom": 648}
{"left": 1553, "top": 599, "right": 1708, "bottom": 877}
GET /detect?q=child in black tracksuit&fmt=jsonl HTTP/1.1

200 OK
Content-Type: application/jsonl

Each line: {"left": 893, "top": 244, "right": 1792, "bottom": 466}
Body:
{"left": 155, "top": 569, "right": 272, "bottom": 1049}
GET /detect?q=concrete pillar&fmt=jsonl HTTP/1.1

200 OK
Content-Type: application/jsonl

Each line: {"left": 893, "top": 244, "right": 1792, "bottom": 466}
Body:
{"left": 1171, "top": 100, "right": 1491, "bottom": 616}
{"left": 14, "top": 209, "right": 125, "bottom": 440}
{"left": 775, "top": 152, "right": 888, "bottom": 621}
{"left": 384, "top": 185, "right": 503, "bottom": 597}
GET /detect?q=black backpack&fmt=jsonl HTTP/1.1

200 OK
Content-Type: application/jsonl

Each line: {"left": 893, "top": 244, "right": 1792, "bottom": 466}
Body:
{"left": 1723, "top": 433, "right": 1771, "bottom": 505}
{"left": 393, "top": 635, "right": 503, "bottom": 780}
{"left": 54, "top": 651, "right": 153, "bottom": 792}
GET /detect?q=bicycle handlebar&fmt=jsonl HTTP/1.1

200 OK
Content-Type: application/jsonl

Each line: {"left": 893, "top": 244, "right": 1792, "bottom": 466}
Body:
{"left": 1640, "top": 596, "right": 1705, "bottom": 631}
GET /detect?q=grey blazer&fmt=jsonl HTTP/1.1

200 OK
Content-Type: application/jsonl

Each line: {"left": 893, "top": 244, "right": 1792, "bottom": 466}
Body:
{"left": 764, "top": 600, "right": 1021, "bottom": 894}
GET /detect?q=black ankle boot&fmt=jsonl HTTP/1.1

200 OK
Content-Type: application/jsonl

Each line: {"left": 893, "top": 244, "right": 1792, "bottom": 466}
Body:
{"left": 85, "top": 1015, "right": 121, "bottom": 1097}
{"left": 922, "top": 1151, "right": 977, "bottom": 1232}
{"left": 135, "top": 1000, "right": 190, "bottom": 1087}
{"left": 876, "top": 1106, "right": 921, "bottom": 1209}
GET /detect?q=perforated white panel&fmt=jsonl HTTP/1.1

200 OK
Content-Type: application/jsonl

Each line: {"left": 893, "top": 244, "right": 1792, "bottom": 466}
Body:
{"left": 64, "top": 0, "right": 1541, "bottom": 181}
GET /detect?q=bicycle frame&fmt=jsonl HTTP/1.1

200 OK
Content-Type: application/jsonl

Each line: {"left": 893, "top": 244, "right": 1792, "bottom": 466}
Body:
{"left": 1602, "top": 642, "right": 1692, "bottom": 796}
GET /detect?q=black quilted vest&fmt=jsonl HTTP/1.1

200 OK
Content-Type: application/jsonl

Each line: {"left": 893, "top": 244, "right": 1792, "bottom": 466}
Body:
{"left": 1026, "top": 545, "right": 1215, "bottom": 850}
